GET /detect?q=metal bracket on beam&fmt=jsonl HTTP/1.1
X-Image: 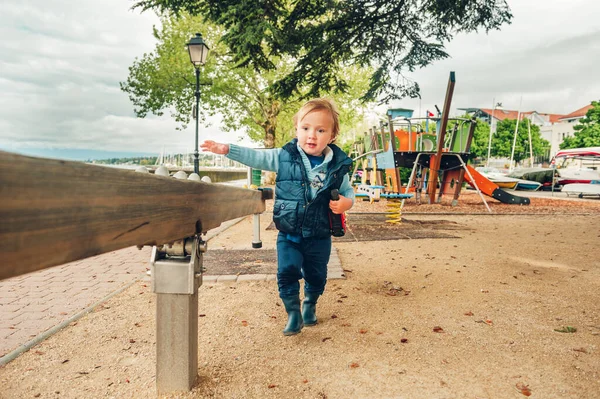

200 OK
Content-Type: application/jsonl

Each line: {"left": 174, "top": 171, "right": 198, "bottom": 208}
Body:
{"left": 151, "top": 236, "right": 206, "bottom": 294}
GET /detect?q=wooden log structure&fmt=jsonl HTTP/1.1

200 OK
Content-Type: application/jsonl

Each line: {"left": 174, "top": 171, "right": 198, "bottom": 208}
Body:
{"left": 427, "top": 71, "right": 455, "bottom": 204}
{"left": 0, "top": 150, "right": 266, "bottom": 281}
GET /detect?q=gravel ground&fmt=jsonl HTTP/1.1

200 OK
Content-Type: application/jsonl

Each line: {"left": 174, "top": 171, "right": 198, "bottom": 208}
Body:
{"left": 0, "top": 190, "right": 599, "bottom": 398}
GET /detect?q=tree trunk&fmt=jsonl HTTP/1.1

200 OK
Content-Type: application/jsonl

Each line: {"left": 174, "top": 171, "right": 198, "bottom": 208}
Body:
{"left": 262, "top": 101, "right": 280, "bottom": 149}
{"left": 264, "top": 123, "right": 276, "bottom": 149}
{"left": 261, "top": 101, "right": 280, "bottom": 184}
{"left": 263, "top": 121, "right": 277, "bottom": 184}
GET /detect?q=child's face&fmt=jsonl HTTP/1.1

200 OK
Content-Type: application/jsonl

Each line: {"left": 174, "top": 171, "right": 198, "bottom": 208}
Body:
{"left": 296, "top": 109, "right": 334, "bottom": 157}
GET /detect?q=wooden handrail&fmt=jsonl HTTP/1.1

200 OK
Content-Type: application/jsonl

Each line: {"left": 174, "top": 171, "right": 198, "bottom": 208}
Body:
{"left": 0, "top": 151, "right": 267, "bottom": 280}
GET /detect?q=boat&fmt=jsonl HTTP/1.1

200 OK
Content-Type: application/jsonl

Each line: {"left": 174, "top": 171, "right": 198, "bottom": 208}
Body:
{"left": 493, "top": 179, "right": 518, "bottom": 189}
{"left": 555, "top": 168, "right": 600, "bottom": 185}
{"left": 561, "top": 181, "right": 600, "bottom": 198}
{"left": 514, "top": 179, "right": 542, "bottom": 191}
{"left": 552, "top": 147, "right": 600, "bottom": 185}
{"left": 509, "top": 166, "right": 600, "bottom": 190}
{"left": 508, "top": 167, "right": 554, "bottom": 184}
{"left": 475, "top": 167, "right": 542, "bottom": 190}
{"left": 475, "top": 167, "right": 518, "bottom": 189}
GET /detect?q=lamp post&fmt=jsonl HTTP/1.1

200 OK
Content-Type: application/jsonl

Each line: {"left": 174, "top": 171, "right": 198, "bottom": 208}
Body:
{"left": 186, "top": 33, "right": 210, "bottom": 174}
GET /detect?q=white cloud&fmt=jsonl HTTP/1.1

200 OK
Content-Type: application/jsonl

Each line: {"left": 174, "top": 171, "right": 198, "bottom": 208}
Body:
{"left": 397, "top": 0, "right": 600, "bottom": 117}
{"left": 0, "top": 0, "right": 246, "bottom": 155}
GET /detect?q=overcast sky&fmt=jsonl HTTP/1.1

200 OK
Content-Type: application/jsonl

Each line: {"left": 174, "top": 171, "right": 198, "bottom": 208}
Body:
{"left": 1, "top": 0, "right": 598, "bottom": 157}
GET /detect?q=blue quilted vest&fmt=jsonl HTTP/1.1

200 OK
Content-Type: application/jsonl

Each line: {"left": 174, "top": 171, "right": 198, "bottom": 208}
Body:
{"left": 273, "top": 139, "right": 352, "bottom": 238}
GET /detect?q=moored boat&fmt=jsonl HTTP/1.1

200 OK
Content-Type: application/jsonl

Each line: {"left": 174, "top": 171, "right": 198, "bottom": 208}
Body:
{"left": 552, "top": 147, "right": 600, "bottom": 185}
{"left": 493, "top": 178, "right": 518, "bottom": 189}
{"left": 514, "top": 179, "right": 542, "bottom": 191}
{"left": 476, "top": 166, "right": 540, "bottom": 190}
{"left": 475, "top": 167, "right": 518, "bottom": 188}
{"left": 561, "top": 182, "right": 600, "bottom": 198}
{"left": 554, "top": 168, "right": 600, "bottom": 185}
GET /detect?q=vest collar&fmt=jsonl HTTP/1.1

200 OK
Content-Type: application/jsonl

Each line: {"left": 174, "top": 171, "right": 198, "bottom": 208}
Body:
{"left": 296, "top": 142, "right": 333, "bottom": 169}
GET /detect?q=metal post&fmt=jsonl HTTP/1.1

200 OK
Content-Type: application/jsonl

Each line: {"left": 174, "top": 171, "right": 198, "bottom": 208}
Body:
{"left": 152, "top": 236, "right": 205, "bottom": 394}
{"left": 453, "top": 154, "right": 492, "bottom": 213}
{"left": 252, "top": 214, "right": 262, "bottom": 248}
{"left": 194, "top": 67, "right": 201, "bottom": 174}
{"left": 248, "top": 167, "right": 262, "bottom": 248}
{"left": 400, "top": 153, "right": 424, "bottom": 210}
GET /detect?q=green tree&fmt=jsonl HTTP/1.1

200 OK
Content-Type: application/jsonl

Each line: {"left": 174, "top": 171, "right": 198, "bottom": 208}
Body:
{"left": 491, "top": 119, "right": 549, "bottom": 164}
{"left": 132, "top": 0, "right": 512, "bottom": 103}
{"left": 121, "top": 13, "right": 373, "bottom": 148}
{"left": 447, "top": 115, "right": 489, "bottom": 160}
{"left": 469, "top": 120, "right": 492, "bottom": 160}
{"left": 560, "top": 100, "right": 600, "bottom": 149}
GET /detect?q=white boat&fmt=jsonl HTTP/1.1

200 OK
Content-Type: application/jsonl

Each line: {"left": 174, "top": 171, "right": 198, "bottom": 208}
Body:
{"left": 507, "top": 147, "right": 600, "bottom": 190}
{"left": 554, "top": 168, "right": 600, "bottom": 185}
{"left": 562, "top": 182, "right": 600, "bottom": 198}
{"left": 552, "top": 147, "right": 600, "bottom": 185}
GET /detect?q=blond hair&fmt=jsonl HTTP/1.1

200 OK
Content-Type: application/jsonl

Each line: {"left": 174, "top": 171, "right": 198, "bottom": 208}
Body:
{"left": 293, "top": 98, "right": 341, "bottom": 141}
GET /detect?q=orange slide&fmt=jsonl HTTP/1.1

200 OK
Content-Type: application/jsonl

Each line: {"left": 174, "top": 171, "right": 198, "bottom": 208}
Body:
{"left": 463, "top": 165, "right": 530, "bottom": 205}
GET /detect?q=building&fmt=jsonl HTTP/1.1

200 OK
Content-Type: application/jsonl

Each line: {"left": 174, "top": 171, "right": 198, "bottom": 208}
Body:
{"left": 548, "top": 104, "right": 595, "bottom": 155}
{"left": 458, "top": 104, "right": 593, "bottom": 159}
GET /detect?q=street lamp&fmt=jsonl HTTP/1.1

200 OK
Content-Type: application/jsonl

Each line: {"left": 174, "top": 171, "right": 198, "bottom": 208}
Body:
{"left": 186, "top": 33, "right": 210, "bottom": 174}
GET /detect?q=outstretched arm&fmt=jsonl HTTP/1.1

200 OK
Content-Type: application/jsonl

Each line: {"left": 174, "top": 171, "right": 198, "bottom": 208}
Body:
{"left": 201, "top": 140, "right": 280, "bottom": 172}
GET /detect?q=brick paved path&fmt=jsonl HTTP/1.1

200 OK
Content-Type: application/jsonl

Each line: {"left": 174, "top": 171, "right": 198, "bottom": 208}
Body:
{"left": 0, "top": 218, "right": 246, "bottom": 362}
{"left": 0, "top": 217, "right": 346, "bottom": 363}
{"left": 0, "top": 246, "right": 150, "bottom": 360}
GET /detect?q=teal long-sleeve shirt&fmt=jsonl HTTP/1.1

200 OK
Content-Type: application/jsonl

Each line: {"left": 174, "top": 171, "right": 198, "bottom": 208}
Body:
{"left": 226, "top": 143, "right": 355, "bottom": 203}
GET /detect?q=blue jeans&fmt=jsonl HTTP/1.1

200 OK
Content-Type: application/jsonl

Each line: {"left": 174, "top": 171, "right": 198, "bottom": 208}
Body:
{"left": 276, "top": 232, "right": 332, "bottom": 297}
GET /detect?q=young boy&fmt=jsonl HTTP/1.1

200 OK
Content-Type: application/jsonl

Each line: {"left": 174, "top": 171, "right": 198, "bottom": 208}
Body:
{"left": 200, "top": 98, "right": 354, "bottom": 336}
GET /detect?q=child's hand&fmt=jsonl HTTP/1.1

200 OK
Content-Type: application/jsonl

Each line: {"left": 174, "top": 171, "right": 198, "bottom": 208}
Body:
{"left": 200, "top": 140, "right": 229, "bottom": 155}
{"left": 329, "top": 195, "right": 353, "bottom": 214}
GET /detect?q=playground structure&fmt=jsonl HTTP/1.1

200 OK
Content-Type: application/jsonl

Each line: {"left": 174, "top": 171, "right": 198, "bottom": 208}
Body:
{"left": 351, "top": 72, "right": 531, "bottom": 214}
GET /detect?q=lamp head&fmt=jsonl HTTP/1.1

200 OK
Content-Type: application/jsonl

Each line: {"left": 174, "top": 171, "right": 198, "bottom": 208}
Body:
{"left": 187, "top": 33, "right": 210, "bottom": 67}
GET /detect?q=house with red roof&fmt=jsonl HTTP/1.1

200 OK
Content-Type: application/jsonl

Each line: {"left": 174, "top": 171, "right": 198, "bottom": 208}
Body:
{"left": 542, "top": 104, "right": 593, "bottom": 157}
{"left": 458, "top": 103, "right": 594, "bottom": 158}
{"left": 559, "top": 104, "right": 593, "bottom": 122}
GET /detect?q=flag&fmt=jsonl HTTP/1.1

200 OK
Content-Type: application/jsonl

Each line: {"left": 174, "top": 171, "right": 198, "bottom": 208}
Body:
{"left": 427, "top": 110, "right": 435, "bottom": 117}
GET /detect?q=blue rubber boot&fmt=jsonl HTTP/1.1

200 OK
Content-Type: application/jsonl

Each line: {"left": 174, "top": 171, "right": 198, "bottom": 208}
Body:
{"left": 302, "top": 291, "right": 321, "bottom": 326}
{"left": 281, "top": 295, "right": 304, "bottom": 336}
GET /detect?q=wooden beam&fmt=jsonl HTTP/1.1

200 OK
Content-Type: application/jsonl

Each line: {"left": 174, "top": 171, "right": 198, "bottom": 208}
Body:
{"left": 0, "top": 151, "right": 266, "bottom": 280}
{"left": 427, "top": 71, "right": 456, "bottom": 204}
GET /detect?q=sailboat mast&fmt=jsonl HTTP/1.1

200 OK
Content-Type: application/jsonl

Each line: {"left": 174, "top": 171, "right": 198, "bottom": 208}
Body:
{"left": 486, "top": 98, "right": 495, "bottom": 168}
{"left": 528, "top": 119, "right": 534, "bottom": 167}
{"left": 509, "top": 96, "right": 523, "bottom": 172}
